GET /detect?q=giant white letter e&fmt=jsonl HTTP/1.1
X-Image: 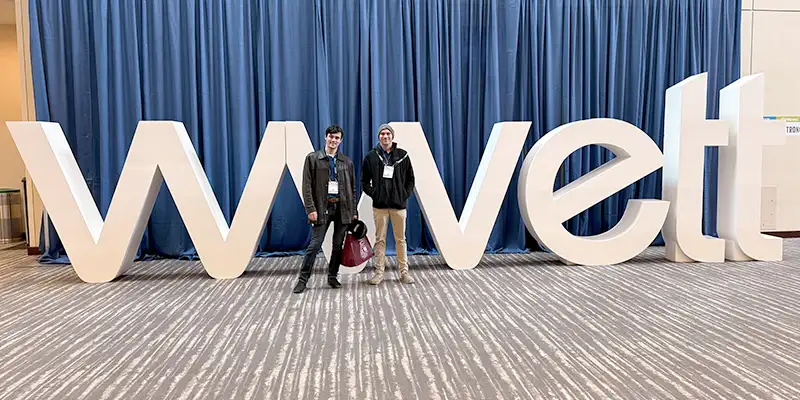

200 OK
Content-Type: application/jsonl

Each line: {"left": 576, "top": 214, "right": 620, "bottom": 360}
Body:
{"left": 518, "top": 119, "right": 669, "bottom": 265}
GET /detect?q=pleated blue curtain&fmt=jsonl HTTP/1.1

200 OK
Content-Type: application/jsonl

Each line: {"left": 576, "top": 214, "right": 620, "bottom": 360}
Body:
{"left": 28, "top": 0, "right": 741, "bottom": 262}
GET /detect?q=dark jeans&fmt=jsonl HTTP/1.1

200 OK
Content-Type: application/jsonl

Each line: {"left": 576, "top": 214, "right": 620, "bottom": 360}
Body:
{"left": 298, "top": 201, "right": 348, "bottom": 284}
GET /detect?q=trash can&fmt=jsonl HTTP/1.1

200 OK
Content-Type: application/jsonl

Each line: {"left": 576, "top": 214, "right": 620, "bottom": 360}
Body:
{"left": 0, "top": 188, "right": 23, "bottom": 244}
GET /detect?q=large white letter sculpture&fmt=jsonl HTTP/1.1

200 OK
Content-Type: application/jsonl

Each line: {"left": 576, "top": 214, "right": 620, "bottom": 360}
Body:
{"left": 389, "top": 122, "right": 532, "bottom": 269}
{"left": 518, "top": 119, "right": 670, "bottom": 265}
{"left": 717, "top": 74, "right": 784, "bottom": 261}
{"left": 7, "top": 121, "right": 323, "bottom": 282}
{"left": 661, "top": 73, "right": 729, "bottom": 262}
{"left": 8, "top": 72, "right": 790, "bottom": 282}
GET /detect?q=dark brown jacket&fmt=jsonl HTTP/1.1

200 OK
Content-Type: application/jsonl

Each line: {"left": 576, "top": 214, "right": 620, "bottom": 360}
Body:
{"left": 302, "top": 150, "right": 358, "bottom": 225}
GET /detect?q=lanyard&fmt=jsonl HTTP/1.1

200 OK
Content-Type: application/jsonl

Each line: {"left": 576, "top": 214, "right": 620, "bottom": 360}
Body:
{"left": 381, "top": 151, "right": 407, "bottom": 167}
{"left": 329, "top": 155, "right": 338, "bottom": 181}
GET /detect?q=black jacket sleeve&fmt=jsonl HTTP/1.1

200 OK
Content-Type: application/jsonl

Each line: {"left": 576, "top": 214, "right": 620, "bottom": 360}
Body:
{"left": 361, "top": 154, "right": 374, "bottom": 198}
{"left": 302, "top": 154, "right": 316, "bottom": 215}
{"left": 404, "top": 154, "right": 415, "bottom": 200}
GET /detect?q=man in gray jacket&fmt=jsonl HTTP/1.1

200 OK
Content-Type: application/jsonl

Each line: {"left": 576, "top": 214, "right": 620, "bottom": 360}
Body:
{"left": 294, "top": 124, "right": 358, "bottom": 294}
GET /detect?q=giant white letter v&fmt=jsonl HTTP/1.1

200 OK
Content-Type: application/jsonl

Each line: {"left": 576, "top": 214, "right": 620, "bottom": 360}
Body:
{"left": 389, "top": 122, "right": 531, "bottom": 269}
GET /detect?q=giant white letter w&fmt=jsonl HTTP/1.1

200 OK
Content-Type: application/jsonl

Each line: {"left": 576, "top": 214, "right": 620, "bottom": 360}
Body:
{"left": 7, "top": 121, "right": 322, "bottom": 283}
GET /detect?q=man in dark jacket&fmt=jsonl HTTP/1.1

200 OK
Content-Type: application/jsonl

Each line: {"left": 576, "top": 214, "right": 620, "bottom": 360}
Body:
{"left": 361, "top": 124, "right": 415, "bottom": 285}
{"left": 294, "top": 124, "right": 358, "bottom": 294}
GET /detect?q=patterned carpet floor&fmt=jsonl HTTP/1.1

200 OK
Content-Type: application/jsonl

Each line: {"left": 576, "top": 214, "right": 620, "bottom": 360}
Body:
{"left": 1, "top": 240, "right": 800, "bottom": 399}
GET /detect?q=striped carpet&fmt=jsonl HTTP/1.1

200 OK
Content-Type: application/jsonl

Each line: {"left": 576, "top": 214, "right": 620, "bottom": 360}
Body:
{"left": 1, "top": 241, "right": 800, "bottom": 399}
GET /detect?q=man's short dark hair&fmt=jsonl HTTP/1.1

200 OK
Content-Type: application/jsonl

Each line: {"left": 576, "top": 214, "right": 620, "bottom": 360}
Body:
{"left": 325, "top": 124, "right": 344, "bottom": 138}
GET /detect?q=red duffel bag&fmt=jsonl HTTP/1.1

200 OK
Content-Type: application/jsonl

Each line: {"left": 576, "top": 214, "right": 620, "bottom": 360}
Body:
{"left": 341, "top": 220, "right": 373, "bottom": 267}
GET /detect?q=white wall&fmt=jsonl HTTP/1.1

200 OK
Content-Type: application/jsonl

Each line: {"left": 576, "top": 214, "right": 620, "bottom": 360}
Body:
{"left": 0, "top": 24, "right": 23, "bottom": 192}
{"left": 745, "top": 1, "right": 800, "bottom": 232}
{"left": 8, "top": 0, "right": 45, "bottom": 248}
{"left": 743, "top": 1, "right": 800, "bottom": 114}
{"left": 0, "top": 23, "right": 25, "bottom": 239}
{"left": 0, "top": 1, "right": 14, "bottom": 25}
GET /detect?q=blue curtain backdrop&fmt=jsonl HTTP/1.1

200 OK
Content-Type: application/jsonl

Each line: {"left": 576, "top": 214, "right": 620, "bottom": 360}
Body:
{"left": 28, "top": 0, "right": 741, "bottom": 263}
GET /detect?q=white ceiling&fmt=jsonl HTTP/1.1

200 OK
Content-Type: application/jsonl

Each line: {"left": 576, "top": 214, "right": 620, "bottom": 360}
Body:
{"left": 0, "top": 0, "right": 16, "bottom": 25}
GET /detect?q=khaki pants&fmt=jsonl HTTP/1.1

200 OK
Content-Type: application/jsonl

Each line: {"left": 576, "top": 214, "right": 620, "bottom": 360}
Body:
{"left": 373, "top": 208, "right": 408, "bottom": 274}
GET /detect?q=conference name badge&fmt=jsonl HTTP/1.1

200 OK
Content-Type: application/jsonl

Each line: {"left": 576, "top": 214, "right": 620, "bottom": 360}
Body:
{"left": 383, "top": 165, "right": 394, "bottom": 179}
{"left": 328, "top": 181, "right": 338, "bottom": 194}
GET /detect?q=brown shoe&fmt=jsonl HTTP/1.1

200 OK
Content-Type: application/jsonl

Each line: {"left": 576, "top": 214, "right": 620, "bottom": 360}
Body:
{"left": 367, "top": 272, "right": 384, "bottom": 285}
{"left": 399, "top": 273, "right": 415, "bottom": 284}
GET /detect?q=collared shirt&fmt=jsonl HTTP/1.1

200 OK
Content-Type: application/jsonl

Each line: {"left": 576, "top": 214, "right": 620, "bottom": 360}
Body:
{"left": 328, "top": 155, "right": 337, "bottom": 181}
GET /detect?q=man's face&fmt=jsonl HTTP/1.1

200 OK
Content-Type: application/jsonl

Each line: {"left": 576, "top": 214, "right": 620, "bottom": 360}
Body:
{"left": 379, "top": 129, "right": 393, "bottom": 148}
{"left": 326, "top": 132, "right": 342, "bottom": 152}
